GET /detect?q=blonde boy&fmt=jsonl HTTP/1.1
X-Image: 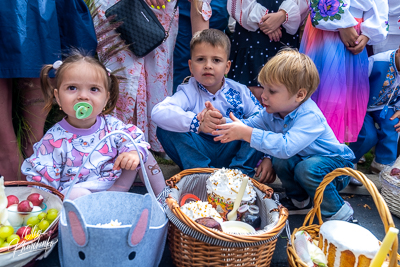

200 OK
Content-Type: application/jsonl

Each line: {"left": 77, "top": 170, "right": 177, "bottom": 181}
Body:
{"left": 214, "top": 49, "right": 356, "bottom": 220}
{"left": 152, "top": 29, "right": 263, "bottom": 176}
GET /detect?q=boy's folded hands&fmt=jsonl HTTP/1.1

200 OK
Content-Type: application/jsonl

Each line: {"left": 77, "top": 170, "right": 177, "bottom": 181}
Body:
{"left": 198, "top": 101, "right": 225, "bottom": 133}
{"left": 212, "top": 112, "right": 253, "bottom": 143}
{"left": 113, "top": 150, "right": 140, "bottom": 171}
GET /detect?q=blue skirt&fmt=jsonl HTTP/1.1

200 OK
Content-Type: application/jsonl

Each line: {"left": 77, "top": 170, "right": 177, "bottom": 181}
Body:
{"left": 0, "top": 0, "right": 97, "bottom": 78}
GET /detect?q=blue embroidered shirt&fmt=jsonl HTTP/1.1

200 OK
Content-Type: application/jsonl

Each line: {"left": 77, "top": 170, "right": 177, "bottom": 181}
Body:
{"left": 151, "top": 77, "right": 262, "bottom": 134}
{"left": 368, "top": 49, "right": 400, "bottom": 113}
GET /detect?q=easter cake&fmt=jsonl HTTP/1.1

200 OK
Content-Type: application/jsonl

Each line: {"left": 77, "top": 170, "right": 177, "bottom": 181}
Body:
{"left": 318, "top": 220, "right": 380, "bottom": 267}
{"left": 206, "top": 168, "right": 256, "bottom": 218}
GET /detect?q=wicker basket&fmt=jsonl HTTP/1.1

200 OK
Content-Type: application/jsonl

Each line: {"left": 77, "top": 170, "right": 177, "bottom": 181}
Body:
{"left": 380, "top": 157, "right": 400, "bottom": 218}
{"left": 165, "top": 168, "right": 289, "bottom": 267}
{"left": 0, "top": 181, "right": 64, "bottom": 266}
{"left": 287, "top": 167, "right": 400, "bottom": 267}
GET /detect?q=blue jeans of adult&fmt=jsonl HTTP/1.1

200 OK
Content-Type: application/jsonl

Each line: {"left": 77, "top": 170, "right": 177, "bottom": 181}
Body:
{"left": 272, "top": 154, "right": 353, "bottom": 218}
{"left": 349, "top": 109, "right": 399, "bottom": 165}
{"left": 173, "top": 0, "right": 228, "bottom": 92}
{"left": 156, "top": 127, "right": 263, "bottom": 176}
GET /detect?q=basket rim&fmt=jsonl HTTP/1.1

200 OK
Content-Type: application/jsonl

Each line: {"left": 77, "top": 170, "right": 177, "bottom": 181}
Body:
{"left": 286, "top": 167, "right": 400, "bottom": 267}
{"left": 165, "top": 168, "right": 289, "bottom": 243}
{"left": 0, "top": 181, "right": 64, "bottom": 254}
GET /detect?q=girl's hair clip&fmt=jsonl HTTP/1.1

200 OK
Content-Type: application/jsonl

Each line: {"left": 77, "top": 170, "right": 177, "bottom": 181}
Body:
{"left": 106, "top": 67, "right": 112, "bottom": 77}
{"left": 53, "top": 60, "right": 63, "bottom": 70}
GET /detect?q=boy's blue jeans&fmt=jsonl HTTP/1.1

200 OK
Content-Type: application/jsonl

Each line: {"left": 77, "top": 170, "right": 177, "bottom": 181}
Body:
{"left": 156, "top": 127, "right": 263, "bottom": 176}
{"left": 349, "top": 109, "right": 399, "bottom": 165}
{"left": 272, "top": 155, "right": 353, "bottom": 218}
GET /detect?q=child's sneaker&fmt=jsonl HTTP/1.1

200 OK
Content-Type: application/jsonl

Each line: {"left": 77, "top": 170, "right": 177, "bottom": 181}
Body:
{"left": 328, "top": 201, "right": 354, "bottom": 222}
{"left": 279, "top": 196, "right": 313, "bottom": 215}
{"left": 370, "top": 158, "right": 389, "bottom": 174}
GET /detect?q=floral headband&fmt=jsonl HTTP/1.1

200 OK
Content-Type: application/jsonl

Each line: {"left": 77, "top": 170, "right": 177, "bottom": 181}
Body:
{"left": 52, "top": 60, "right": 112, "bottom": 76}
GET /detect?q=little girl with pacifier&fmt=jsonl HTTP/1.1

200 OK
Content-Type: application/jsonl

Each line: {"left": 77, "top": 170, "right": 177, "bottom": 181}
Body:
{"left": 21, "top": 51, "right": 166, "bottom": 199}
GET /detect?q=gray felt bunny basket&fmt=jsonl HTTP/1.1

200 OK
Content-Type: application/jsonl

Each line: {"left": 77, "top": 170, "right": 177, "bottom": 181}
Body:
{"left": 58, "top": 131, "right": 168, "bottom": 267}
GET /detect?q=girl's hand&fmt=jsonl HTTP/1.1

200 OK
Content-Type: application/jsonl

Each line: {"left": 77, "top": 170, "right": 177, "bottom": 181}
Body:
{"left": 338, "top": 27, "right": 359, "bottom": 48}
{"left": 113, "top": 150, "right": 140, "bottom": 171}
{"left": 212, "top": 113, "right": 253, "bottom": 143}
{"left": 390, "top": 110, "right": 400, "bottom": 132}
{"left": 347, "top": 34, "right": 369, "bottom": 55}
{"left": 145, "top": 0, "right": 166, "bottom": 9}
{"left": 259, "top": 10, "right": 286, "bottom": 35}
{"left": 256, "top": 158, "right": 276, "bottom": 184}
{"left": 267, "top": 28, "right": 282, "bottom": 42}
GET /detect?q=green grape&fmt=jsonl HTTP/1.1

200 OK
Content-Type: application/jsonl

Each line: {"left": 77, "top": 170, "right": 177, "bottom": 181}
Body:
{"left": 47, "top": 208, "right": 58, "bottom": 214}
{"left": 31, "top": 225, "right": 42, "bottom": 235}
{"left": 38, "top": 220, "right": 50, "bottom": 231}
{"left": 37, "top": 212, "right": 47, "bottom": 220}
{"left": 0, "top": 237, "right": 4, "bottom": 246}
{"left": 7, "top": 234, "right": 20, "bottom": 245}
{"left": 46, "top": 211, "right": 58, "bottom": 222}
{"left": 0, "top": 242, "right": 10, "bottom": 248}
{"left": 0, "top": 226, "right": 14, "bottom": 239}
{"left": 26, "top": 216, "right": 40, "bottom": 227}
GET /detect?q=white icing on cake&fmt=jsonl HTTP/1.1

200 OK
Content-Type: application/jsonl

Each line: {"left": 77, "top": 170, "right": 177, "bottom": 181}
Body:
{"left": 180, "top": 201, "right": 223, "bottom": 223}
{"left": 206, "top": 168, "right": 256, "bottom": 202}
{"left": 320, "top": 221, "right": 380, "bottom": 267}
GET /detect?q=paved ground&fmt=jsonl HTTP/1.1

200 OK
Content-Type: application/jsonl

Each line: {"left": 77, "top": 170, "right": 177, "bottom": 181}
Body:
{"left": 36, "top": 164, "right": 400, "bottom": 266}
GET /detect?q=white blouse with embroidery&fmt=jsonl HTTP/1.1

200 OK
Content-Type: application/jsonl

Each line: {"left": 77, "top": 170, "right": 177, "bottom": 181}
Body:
{"left": 227, "top": 0, "right": 309, "bottom": 35}
{"left": 308, "top": 0, "right": 388, "bottom": 45}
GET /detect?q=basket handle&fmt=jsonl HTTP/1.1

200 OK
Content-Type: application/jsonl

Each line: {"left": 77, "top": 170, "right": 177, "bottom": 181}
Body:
{"left": 5, "top": 180, "right": 64, "bottom": 201}
{"left": 64, "top": 130, "right": 162, "bottom": 214}
{"left": 303, "top": 167, "right": 398, "bottom": 267}
{"left": 166, "top": 168, "right": 217, "bottom": 188}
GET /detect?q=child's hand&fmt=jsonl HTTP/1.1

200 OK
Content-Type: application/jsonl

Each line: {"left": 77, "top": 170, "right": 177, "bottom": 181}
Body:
{"left": 198, "top": 101, "right": 225, "bottom": 134}
{"left": 259, "top": 10, "right": 286, "bottom": 35}
{"left": 347, "top": 34, "right": 369, "bottom": 55}
{"left": 390, "top": 110, "right": 400, "bottom": 132}
{"left": 113, "top": 150, "right": 140, "bottom": 171}
{"left": 338, "top": 27, "right": 359, "bottom": 48}
{"left": 212, "top": 113, "right": 253, "bottom": 143}
{"left": 256, "top": 158, "right": 276, "bottom": 184}
{"left": 267, "top": 28, "right": 282, "bottom": 42}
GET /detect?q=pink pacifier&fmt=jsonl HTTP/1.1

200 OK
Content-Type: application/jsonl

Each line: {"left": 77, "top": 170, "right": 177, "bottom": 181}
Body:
{"left": 73, "top": 102, "right": 93, "bottom": 119}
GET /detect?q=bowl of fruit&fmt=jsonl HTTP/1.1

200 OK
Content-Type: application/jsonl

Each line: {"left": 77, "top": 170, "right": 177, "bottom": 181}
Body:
{"left": 6, "top": 193, "right": 48, "bottom": 228}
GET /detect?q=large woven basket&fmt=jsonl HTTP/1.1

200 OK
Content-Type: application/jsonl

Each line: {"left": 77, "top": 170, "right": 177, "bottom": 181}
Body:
{"left": 0, "top": 181, "right": 64, "bottom": 266}
{"left": 287, "top": 168, "right": 400, "bottom": 267}
{"left": 165, "top": 168, "right": 289, "bottom": 266}
{"left": 380, "top": 157, "right": 400, "bottom": 218}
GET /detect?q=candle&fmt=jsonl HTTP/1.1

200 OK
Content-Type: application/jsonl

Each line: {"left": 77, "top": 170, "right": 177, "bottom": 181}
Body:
{"left": 370, "top": 227, "right": 399, "bottom": 267}
{"left": 227, "top": 176, "right": 249, "bottom": 221}
{"left": 0, "top": 176, "right": 9, "bottom": 226}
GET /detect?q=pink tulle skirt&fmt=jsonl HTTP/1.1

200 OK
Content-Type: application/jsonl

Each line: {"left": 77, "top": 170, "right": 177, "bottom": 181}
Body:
{"left": 300, "top": 16, "right": 369, "bottom": 143}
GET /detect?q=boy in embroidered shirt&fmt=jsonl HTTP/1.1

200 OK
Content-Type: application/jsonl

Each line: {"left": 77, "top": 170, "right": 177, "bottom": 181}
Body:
{"left": 151, "top": 29, "right": 263, "bottom": 176}
{"left": 213, "top": 49, "right": 356, "bottom": 220}
{"left": 349, "top": 47, "right": 400, "bottom": 173}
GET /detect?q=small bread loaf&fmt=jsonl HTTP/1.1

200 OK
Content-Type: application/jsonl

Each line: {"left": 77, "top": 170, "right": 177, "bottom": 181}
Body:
{"left": 195, "top": 217, "right": 222, "bottom": 231}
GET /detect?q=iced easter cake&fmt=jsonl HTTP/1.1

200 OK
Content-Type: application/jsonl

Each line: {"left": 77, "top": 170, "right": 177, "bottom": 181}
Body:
{"left": 319, "top": 220, "right": 380, "bottom": 267}
{"left": 206, "top": 168, "right": 256, "bottom": 218}
{"left": 180, "top": 201, "right": 223, "bottom": 224}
